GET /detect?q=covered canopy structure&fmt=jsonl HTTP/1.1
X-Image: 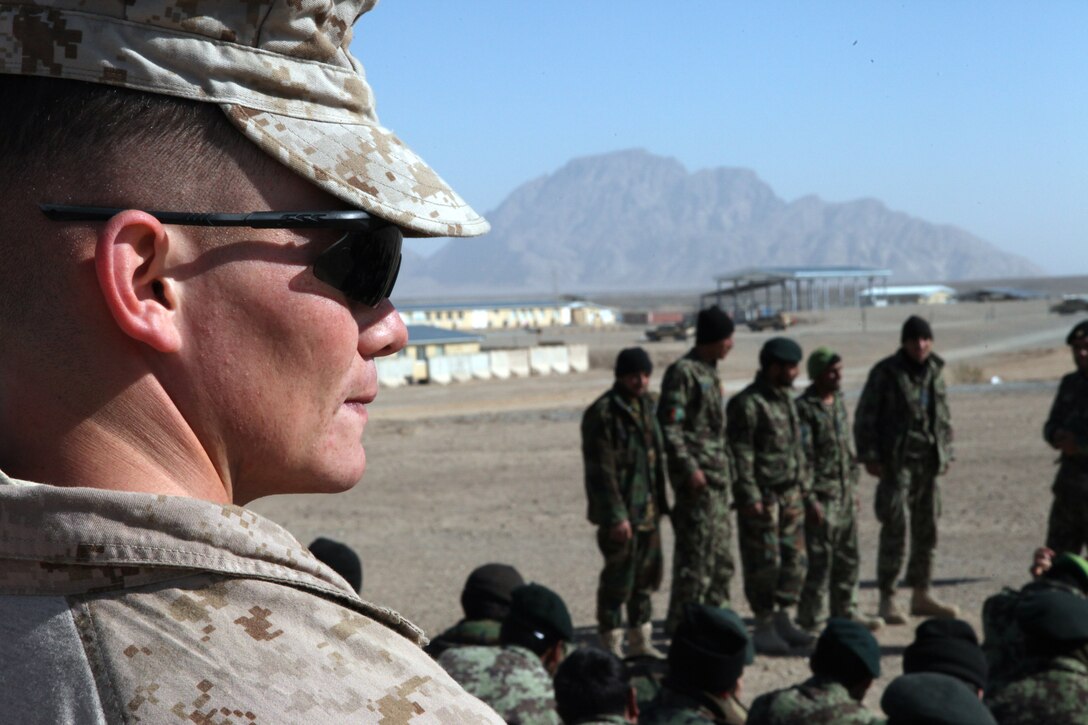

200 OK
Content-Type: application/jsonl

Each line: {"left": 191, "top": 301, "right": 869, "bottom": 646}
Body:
{"left": 700, "top": 266, "right": 892, "bottom": 316}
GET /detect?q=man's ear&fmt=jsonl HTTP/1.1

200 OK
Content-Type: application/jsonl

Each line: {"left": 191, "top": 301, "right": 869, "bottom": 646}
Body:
{"left": 94, "top": 210, "right": 182, "bottom": 353}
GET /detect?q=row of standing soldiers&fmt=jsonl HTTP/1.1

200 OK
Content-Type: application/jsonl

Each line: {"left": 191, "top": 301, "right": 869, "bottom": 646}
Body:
{"left": 581, "top": 309, "right": 1088, "bottom": 657}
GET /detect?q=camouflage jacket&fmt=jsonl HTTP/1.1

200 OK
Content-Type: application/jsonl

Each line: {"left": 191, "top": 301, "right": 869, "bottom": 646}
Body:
{"left": 854, "top": 350, "right": 953, "bottom": 472}
{"left": 437, "top": 644, "right": 561, "bottom": 725}
{"left": 1044, "top": 370, "right": 1088, "bottom": 483}
{"left": 985, "top": 655, "right": 1088, "bottom": 724}
{"left": 657, "top": 350, "right": 731, "bottom": 491}
{"left": 0, "top": 472, "right": 502, "bottom": 723}
{"left": 639, "top": 684, "right": 747, "bottom": 725}
{"left": 582, "top": 384, "right": 669, "bottom": 528}
{"left": 424, "top": 618, "right": 502, "bottom": 659}
{"left": 796, "top": 388, "right": 860, "bottom": 501}
{"left": 981, "top": 578, "right": 1086, "bottom": 692}
{"left": 727, "top": 372, "right": 810, "bottom": 508}
{"left": 746, "top": 676, "right": 885, "bottom": 724}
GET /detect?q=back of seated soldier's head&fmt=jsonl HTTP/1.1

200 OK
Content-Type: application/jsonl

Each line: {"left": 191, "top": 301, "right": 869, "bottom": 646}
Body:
{"left": 0, "top": 1, "right": 486, "bottom": 503}
{"left": 1017, "top": 587, "right": 1088, "bottom": 661}
{"left": 902, "top": 618, "right": 987, "bottom": 694}
{"left": 554, "top": 648, "right": 632, "bottom": 725}
{"left": 667, "top": 604, "right": 752, "bottom": 697}
{"left": 882, "top": 673, "right": 997, "bottom": 725}
{"left": 461, "top": 563, "right": 525, "bottom": 622}
{"left": 810, "top": 618, "right": 881, "bottom": 697}
{"left": 500, "top": 583, "right": 575, "bottom": 658}
{"left": 308, "top": 537, "right": 363, "bottom": 594}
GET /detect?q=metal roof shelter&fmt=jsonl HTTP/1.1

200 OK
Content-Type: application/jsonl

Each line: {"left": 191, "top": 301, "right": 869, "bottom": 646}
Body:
{"left": 701, "top": 266, "right": 892, "bottom": 315}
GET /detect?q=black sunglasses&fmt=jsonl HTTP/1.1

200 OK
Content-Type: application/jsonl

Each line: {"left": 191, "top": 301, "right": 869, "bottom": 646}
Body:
{"left": 39, "top": 204, "right": 402, "bottom": 307}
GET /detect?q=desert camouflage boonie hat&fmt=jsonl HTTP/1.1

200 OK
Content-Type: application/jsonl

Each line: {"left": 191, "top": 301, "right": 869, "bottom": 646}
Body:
{"left": 0, "top": 0, "right": 488, "bottom": 238}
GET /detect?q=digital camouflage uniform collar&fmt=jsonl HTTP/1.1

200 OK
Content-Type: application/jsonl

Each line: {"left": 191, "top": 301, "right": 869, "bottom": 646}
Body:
{"left": 0, "top": 470, "right": 425, "bottom": 644}
{"left": 0, "top": 0, "right": 487, "bottom": 237}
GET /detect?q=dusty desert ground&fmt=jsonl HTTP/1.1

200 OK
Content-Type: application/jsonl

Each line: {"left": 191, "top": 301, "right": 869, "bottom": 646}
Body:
{"left": 250, "top": 299, "right": 1086, "bottom": 709}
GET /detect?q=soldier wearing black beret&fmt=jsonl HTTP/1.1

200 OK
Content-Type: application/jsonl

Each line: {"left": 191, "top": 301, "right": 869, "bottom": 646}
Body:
{"left": 425, "top": 563, "right": 525, "bottom": 657}
{"left": 727, "top": 337, "right": 815, "bottom": 654}
{"left": 882, "top": 673, "right": 997, "bottom": 725}
{"left": 1042, "top": 319, "right": 1088, "bottom": 556}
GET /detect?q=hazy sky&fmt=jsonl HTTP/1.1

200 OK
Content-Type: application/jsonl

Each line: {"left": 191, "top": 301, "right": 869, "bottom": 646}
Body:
{"left": 356, "top": 2, "right": 1086, "bottom": 275}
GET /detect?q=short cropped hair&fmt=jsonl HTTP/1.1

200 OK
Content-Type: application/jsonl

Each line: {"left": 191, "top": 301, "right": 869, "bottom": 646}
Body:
{"left": 554, "top": 648, "right": 629, "bottom": 724}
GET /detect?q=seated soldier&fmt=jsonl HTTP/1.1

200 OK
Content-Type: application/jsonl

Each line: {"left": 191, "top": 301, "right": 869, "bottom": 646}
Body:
{"left": 640, "top": 604, "right": 752, "bottom": 725}
{"left": 902, "top": 618, "right": 988, "bottom": 699}
{"left": 308, "top": 537, "right": 363, "bottom": 594}
{"left": 981, "top": 550, "right": 1088, "bottom": 691}
{"left": 881, "top": 673, "right": 997, "bottom": 725}
{"left": 985, "top": 588, "right": 1088, "bottom": 723}
{"left": 438, "top": 583, "right": 572, "bottom": 725}
{"left": 426, "top": 563, "right": 525, "bottom": 657}
{"left": 747, "top": 618, "right": 882, "bottom": 724}
{"left": 554, "top": 648, "right": 638, "bottom": 725}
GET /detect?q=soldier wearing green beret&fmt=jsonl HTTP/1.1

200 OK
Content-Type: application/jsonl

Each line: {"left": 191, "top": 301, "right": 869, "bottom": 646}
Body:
{"left": 658, "top": 307, "right": 738, "bottom": 635}
{"left": 640, "top": 604, "right": 752, "bottom": 725}
{"left": 985, "top": 587, "right": 1088, "bottom": 722}
{"left": 854, "top": 316, "right": 958, "bottom": 625}
{"left": 747, "top": 618, "right": 884, "bottom": 724}
{"left": 727, "top": 337, "right": 815, "bottom": 654}
{"left": 439, "top": 583, "right": 574, "bottom": 724}
{"left": 796, "top": 348, "right": 883, "bottom": 633}
{"left": 582, "top": 347, "right": 669, "bottom": 659}
{"left": 1042, "top": 320, "right": 1088, "bottom": 556}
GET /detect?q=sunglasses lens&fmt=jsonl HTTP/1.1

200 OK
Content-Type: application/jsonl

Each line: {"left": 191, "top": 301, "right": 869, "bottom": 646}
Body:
{"left": 312, "top": 225, "right": 403, "bottom": 306}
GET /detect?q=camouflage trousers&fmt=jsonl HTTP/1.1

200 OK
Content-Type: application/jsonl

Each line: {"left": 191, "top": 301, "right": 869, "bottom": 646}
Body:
{"left": 737, "top": 484, "right": 806, "bottom": 618}
{"left": 1045, "top": 470, "right": 1088, "bottom": 556}
{"left": 665, "top": 485, "right": 734, "bottom": 634}
{"left": 597, "top": 524, "right": 663, "bottom": 631}
{"left": 875, "top": 456, "right": 940, "bottom": 594}
{"left": 796, "top": 492, "right": 861, "bottom": 629}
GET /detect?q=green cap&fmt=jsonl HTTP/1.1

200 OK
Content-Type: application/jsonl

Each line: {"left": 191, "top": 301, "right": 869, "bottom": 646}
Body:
{"left": 1068, "top": 320, "right": 1088, "bottom": 345}
{"left": 806, "top": 347, "right": 840, "bottom": 380}
{"left": 760, "top": 337, "right": 803, "bottom": 367}
{"left": 1045, "top": 552, "right": 1088, "bottom": 593}
{"left": 508, "top": 583, "right": 574, "bottom": 642}
{"left": 812, "top": 618, "right": 881, "bottom": 681}
{"left": 882, "top": 673, "right": 997, "bottom": 724}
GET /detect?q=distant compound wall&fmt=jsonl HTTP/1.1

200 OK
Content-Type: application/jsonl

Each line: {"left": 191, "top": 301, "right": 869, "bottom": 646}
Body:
{"left": 376, "top": 344, "right": 590, "bottom": 387}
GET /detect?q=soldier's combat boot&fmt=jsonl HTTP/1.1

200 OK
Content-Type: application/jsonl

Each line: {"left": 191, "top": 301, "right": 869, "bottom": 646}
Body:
{"left": 599, "top": 628, "right": 625, "bottom": 658}
{"left": 844, "top": 609, "right": 885, "bottom": 632}
{"left": 626, "top": 622, "right": 665, "bottom": 659}
{"left": 752, "top": 614, "right": 790, "bottom": 656}
{"left": 773, "top": 609, "right": 815, "bottom": 648}
{"left": 879, "top": 594, "right": 908, "bottom": 625}
{"left": 910, "top": 588, "right": 961, "bottom": 619}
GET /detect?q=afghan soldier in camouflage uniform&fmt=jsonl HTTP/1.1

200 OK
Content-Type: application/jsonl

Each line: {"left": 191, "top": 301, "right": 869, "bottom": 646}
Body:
{"left": 0, "top": 1, "right": 502, "bottom": 721}
{"left": 854, "top": 316, "right": 957, "bottom": 624}
{"left": 985, "top": 588, "right": 1088, "bottom": 723}
{"left": 747, "top": 618, "right": 883, "bottom": 725}
{"left": 658, "top": 307, "right": 737, "bottom": 635}
{"left": 1043, "top": 320, "right": 1088, "bottom": 555}
{"left": 882, "top": 673, "right": 997, "bottom": 725}
{"left": 582, "top": 347, "right": 669, "bottom": 659}
{"left": 982, "top": 551, "right": 1088, "bottom": 691}
{"left": 439, "top": 584, "right": 572, "bottom": 725}
{"left": 640, "top": 604, "right": 752, "bottom": 725}
{"left": 426, "top": 563, "right": 525, "bottom": 658}
{"left": 727, "top": 337, "right": 815, "bottom": 654}
{"left": 795, "top": 348, "right": 882, "bottom": 632}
